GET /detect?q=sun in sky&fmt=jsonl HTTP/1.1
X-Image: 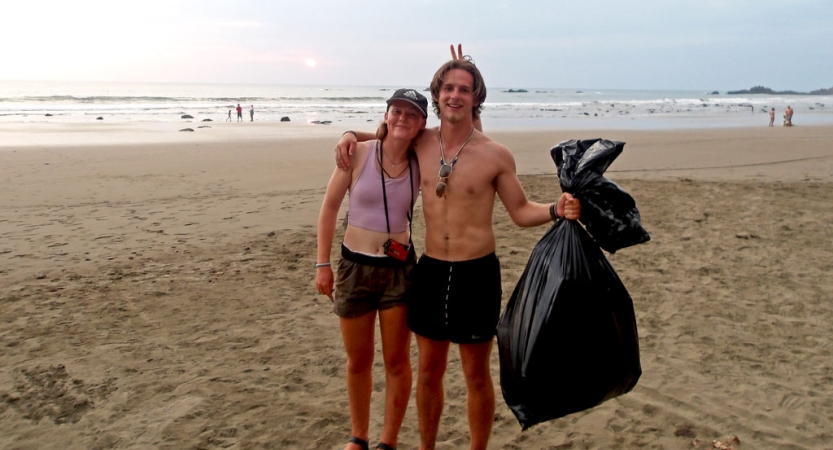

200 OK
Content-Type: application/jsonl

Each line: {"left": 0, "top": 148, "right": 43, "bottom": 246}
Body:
{"left": 304, "top": 58, "right": 317, "bottom": 68}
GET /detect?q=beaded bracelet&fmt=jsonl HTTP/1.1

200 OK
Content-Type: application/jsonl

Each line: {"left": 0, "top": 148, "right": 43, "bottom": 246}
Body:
{"left": 341, "top": 130, "right": 357, "bottom": 138}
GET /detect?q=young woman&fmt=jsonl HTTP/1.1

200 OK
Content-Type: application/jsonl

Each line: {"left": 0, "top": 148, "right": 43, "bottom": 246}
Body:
{"left": 316, "top": 89, "right": 428, "bottom": 450}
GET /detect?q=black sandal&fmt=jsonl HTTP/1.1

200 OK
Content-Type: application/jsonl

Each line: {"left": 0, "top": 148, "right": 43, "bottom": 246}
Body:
{"left": 348, "top": 436, "right": 369, "bottom": 450}
{"left": 376, "top": 444, "right": 396, "bottom": 450}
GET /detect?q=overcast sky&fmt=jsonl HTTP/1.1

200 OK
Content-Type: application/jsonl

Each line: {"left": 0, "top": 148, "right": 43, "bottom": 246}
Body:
{"left": 2, "top": 0, "right": 830, "bottom": 91}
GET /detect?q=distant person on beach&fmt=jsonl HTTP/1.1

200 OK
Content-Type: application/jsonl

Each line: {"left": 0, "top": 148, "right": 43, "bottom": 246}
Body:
{"left": 335, "top": 45, "right": 582, "bottom": 450}
{"left": 236, "top": 104, "right": 243, "bottom": 122}
{"left": 769, "top": 108, "right": 775, "bottom": 127}
{"left": 317, "top": 89, "right": 428, "bottom": 450}
{"left": 250, "top": 105, "right": 254, "bottom": 122}
{"left": 227, "top": 110, "right": 232, "bottom": 122}
{"left": 784, "top": 105, "right": 794, "bottom": 126}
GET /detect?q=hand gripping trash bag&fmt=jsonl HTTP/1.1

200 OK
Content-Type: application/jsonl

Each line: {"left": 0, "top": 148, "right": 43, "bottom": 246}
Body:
{"left": 497, "top": 139, "right": 647, "bottom": 430}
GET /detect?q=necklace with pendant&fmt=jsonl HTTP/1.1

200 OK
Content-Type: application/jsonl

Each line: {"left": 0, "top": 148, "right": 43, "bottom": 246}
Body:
{"left": 383, "top": 150, "right": 407, "bottom": 167}
{"left": 439, "top": 127, "right": 475, "bottom": 167}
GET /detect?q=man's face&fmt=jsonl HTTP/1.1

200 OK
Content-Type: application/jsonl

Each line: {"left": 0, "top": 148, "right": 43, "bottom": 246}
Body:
{"left": 438, "top": 69, "right": 475, "bottom": 124}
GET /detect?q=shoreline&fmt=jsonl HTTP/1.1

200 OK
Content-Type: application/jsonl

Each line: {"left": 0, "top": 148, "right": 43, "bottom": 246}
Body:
{"left": 3, "top": 80, "right": 832, "bottom": 131}
{"left": 3, "top": 119, "right": 833, "bottom": 148}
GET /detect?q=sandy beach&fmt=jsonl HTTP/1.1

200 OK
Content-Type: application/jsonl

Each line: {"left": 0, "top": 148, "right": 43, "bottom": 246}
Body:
{"left": 1, "top": 122, "right": 832, "bottom": 449}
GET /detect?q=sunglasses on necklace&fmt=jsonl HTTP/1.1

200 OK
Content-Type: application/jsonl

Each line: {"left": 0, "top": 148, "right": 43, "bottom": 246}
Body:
{"left": 435, "top": 163, "right": 453, "bottom": 197}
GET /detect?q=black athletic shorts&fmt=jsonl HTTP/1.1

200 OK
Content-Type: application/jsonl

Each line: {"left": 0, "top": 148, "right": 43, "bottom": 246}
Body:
{"left": 407, "top": 253, "right": 502, "bottom": 344}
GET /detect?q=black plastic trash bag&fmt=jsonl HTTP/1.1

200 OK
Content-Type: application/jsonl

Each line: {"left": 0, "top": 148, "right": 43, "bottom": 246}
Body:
{"left": 497, "top": 221, "right": 642, "bottom": 429}
{"left": 497, "top": 138, "right": 646, "bottom": 430}
{"left": 553, "top": 139, "right": 650, "bottom": 253}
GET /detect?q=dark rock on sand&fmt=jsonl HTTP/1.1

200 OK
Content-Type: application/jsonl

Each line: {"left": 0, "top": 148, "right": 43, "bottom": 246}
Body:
{"left": 202, "top": 118, "right": 212, "bottom": 122}
{"left": 181, "top": 114, "right": 194, "bottom": 119}
{"left": 280, "top": 116, "right": 290, "bottom": 122}
{"left": 45, "top": 113, "right": 53, "bottom": 117}
{"left": 179, "top": 128, "right": 194, "bottom": 132}
{"left": 96, "top": 117, "right": 103, "bottom": 120}
{"left": 198, "top": 126, "right": 211, "bottom": 128}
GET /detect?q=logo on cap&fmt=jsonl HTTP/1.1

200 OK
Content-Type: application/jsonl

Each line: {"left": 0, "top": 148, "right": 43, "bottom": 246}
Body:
{"left": 403, "top": 90, "right": 419, "bottom": 100}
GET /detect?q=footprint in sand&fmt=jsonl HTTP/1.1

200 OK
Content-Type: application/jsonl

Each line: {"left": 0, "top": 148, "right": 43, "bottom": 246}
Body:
{"left": 779, "top": 393, "right": 805, "bottom": 410}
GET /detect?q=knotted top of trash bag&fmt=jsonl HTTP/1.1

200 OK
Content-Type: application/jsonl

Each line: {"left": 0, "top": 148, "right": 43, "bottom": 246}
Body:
{"left": 551, "top": 139, "right": 650, "bottom": 253}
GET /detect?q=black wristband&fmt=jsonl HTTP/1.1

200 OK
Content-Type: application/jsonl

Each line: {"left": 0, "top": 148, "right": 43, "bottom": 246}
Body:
{"left": 549, "top": 202, "right": 560, "bottom": 221}
{"left": 342, "top": 130, "right": 357, "bottom": 138}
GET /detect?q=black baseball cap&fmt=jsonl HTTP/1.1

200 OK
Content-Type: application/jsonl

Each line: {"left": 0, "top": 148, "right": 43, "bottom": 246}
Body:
{"left": 386, "top": 88, "right": 428, "bottom": 118}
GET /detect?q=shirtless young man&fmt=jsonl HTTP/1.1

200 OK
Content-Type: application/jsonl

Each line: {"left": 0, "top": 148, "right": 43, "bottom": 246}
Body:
{"left": 336, "top": 49, "right": 581, "bottom": 450}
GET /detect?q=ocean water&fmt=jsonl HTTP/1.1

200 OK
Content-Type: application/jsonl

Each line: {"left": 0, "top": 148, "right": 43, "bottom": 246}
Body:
{"left": 1, "top": 80, "right": 832, "bottom": 130}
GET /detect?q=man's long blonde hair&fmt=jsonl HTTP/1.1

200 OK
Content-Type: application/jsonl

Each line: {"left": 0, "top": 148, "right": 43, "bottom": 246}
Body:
{"left": 429, "top": 58, "right": 487, "bottom": 120}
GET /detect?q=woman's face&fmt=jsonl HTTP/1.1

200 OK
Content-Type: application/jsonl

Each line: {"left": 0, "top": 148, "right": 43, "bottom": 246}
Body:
{"left": 384, "top": 101, "right": 426, "bottom": 139}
